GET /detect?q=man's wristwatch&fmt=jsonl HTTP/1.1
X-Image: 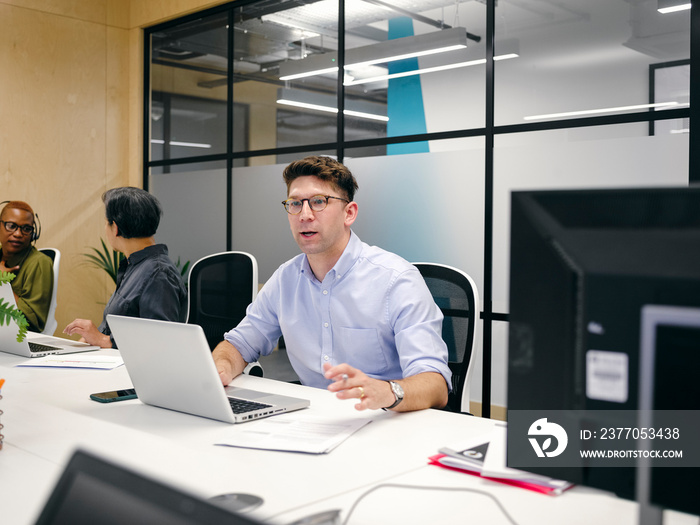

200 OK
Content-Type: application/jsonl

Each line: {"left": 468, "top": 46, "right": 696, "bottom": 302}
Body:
{"left": 383, "top": 380, "right": 404, "bottom": 410}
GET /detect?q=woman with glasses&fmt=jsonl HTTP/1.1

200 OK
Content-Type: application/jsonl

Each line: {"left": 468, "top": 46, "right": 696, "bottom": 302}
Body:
{"left": 0, "top": 201, "right": 53, "bottom": 332}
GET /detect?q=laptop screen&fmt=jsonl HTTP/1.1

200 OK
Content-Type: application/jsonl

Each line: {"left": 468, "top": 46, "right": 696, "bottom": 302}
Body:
{"left": 34, "top": 450, "right": 263, "bottom": 525}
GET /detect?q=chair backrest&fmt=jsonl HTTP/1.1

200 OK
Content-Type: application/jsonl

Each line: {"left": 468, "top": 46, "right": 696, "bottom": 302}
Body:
{"left": 186, "top": 251, "right": 258, "bottom": 351}
{"left": 39, "top": 247, "right": 60, "bottom": 335}
{"left": 413, "top": 262, "right": 480, "bottom": 414}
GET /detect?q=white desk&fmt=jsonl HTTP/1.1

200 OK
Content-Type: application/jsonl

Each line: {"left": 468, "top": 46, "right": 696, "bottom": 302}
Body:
{"left": 0, "top": 350, "right": 696, "bottom": 525}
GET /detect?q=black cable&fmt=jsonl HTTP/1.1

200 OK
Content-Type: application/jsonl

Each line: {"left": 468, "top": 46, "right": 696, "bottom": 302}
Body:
{"left": 339, "top": 483, "right": 520, "bottom": 525}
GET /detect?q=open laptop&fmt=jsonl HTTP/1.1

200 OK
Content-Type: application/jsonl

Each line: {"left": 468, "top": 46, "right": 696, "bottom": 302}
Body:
{"left": 106, "top": 314, "right": 310, "bottom": 424}
{"left": 35, "top": 449, "right": 264, "bottom": 525}
{"left": 0, "top": 284, "right": 100, "bottom": 357}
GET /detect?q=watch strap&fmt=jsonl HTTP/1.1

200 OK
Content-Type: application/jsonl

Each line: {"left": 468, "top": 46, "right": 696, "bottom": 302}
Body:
{"left": 383, "top": 380, "right": 403, "bottom": 410}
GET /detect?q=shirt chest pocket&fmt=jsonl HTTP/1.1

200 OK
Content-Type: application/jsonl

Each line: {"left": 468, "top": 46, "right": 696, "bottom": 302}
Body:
{"left": 105, "top": 289, "right": 138, "bottom": 317}
{"left": 333, "top": 326, "right": 388, "bottom": 374}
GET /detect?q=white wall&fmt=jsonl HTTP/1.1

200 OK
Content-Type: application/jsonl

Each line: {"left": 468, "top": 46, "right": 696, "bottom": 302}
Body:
{"left": 230, "top": 164, "right": 300, "bottom": 281}
{"left": 151, "top": 169, "right": 228, "bottom": 276}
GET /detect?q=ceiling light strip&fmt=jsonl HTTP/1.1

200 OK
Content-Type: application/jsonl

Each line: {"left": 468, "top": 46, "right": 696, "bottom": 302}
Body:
{"left": 345, "top": 44, "right": 467, "bottom": 70}
{"left": 343, "top": 53, "right": 518, "bottom": 87}
{"left": 279, "top": 27, "right": 469, "bottom": 81}
{"left": 523, "top": 102, "right": 682, "bottom": 121}
{"left": 150, "top": 139, "right": 212, "bottom": 148}
{"left": 280, "top": 44, "right": 470, "bottom": 81}
{"left": 280, "top": 67, "right": 338, "bottom": 82}
{"left": 276, "top": 99, "right": 389, "bottom": 122}
{"left": 658, "top": 3, "right": 691, "bottom": 14}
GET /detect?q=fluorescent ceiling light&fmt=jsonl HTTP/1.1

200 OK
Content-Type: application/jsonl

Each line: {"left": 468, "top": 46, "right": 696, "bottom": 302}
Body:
{"left": 279, "top": 27, "right": 468, "bottom": 81}
{"left": 494, "top": 53, "right": 519, "bottom": 61}
{"left": 345, "top": 43, "right": 467, "bottom": 70}
{"left": 277, "top": 99, "right": 389, "bottom": 121}
{"left": 658, "top": 4, "right": 691, "bottom": 13}
{"left": 344, "top": 53, "right": 518, "bottom": 87}
{"left": 281, "top": 66, "right": 338, "bottom": 82}
{"left": 657, "top": 1, "right": 691, "bottom": 14}
{"left": 151, "top": 139, "right": 212, "bottom": 149}
{"left": 276, "top": 88, "right": 388, "bottom": 122}
{"left": 524, "top": 102, "right": 682, "bottom": 121}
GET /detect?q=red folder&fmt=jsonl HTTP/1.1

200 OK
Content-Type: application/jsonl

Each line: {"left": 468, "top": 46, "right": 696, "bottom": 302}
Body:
{"left": 428, "top": 454, "right": 572, "bottom": 496}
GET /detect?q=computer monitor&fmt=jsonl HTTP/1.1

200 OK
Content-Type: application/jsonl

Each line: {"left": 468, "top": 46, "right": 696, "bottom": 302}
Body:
{"left": 638, "top": 305, "right": 700, "bottom": 518}
{"left": 506, "top": 187, "right": 700, "bottom": 504}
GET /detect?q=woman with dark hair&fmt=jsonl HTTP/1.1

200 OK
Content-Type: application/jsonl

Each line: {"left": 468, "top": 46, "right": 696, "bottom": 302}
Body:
{"left": 64, "top": 187, "right": 187, "bottom": 348}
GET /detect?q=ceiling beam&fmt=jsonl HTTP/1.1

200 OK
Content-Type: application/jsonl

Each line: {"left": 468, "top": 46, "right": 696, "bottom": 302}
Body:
{"left": 359, "top": 0, "right": 481, "bottom": 42}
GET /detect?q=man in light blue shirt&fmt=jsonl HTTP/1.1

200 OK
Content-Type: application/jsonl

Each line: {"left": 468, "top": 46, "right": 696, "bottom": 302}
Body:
{"left": 213, "top": 156, "right": 450, "bottom": 412}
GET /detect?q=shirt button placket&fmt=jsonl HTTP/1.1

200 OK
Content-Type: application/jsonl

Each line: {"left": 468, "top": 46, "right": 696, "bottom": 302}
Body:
{"left": 320, "top": 286, "right": 332, "bottom": 369}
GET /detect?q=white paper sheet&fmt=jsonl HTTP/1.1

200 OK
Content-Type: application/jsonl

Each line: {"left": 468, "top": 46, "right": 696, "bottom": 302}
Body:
{"left": 215, "top": 413, "right": 371, "bottom": 454}
{"left": 16, "top": 355, "right": 124, "bottom": 370}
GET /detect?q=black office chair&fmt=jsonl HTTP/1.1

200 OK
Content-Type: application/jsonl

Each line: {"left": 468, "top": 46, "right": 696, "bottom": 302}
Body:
{"left": 186, "top": 251, "right": 262, "bottom": 376}
{"left": 39, "top": 247, "right": 60, "bottom": 335}
{"left": 413, "top": 262, "right": 480, "bottom": 414}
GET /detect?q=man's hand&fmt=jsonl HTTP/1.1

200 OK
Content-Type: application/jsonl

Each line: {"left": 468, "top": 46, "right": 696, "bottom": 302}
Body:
{"left": 212, "top": 340, "right": 248, "bottom": 386}
{"left": 324, "top": 363, "right": 449, "bottom": 412}
{"left": 324, "top": 363, "right": 395, "bottom": 411}
{"left": 63, "top": 319, "right": 112, "bottom": 348}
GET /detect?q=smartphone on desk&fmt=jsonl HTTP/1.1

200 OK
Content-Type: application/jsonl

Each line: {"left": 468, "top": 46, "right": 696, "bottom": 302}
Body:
{"left": 90, "top": 388, "right": 137, "bottom": 403}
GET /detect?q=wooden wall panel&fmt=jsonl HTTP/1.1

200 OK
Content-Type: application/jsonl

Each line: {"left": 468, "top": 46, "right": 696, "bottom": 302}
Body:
{"left": 0, "top": 0, "right": 108, "bottom": 25}
{"left": 0, "top": 2, "right": 129, "bottom": 335}
{"left": 129, "top": 0, "right": 231, "bottom": 28}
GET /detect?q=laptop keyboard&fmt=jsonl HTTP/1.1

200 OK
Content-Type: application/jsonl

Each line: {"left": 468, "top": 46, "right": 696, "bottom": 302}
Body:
{"left": 228, "top": 397, "right": 272, "bottom": 414}
{"left": 28, "top": 342, "right": 62, "bottom": 353}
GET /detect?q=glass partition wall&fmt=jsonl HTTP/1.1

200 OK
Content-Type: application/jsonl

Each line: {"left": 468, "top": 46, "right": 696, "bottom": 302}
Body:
{"left": 145, "top": 0, "right": 693, "bottom": 418}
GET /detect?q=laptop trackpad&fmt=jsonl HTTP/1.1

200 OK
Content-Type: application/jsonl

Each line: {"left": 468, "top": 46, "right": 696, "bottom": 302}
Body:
{"left": 226, "top": 387, "right": 270, "bottom": 400}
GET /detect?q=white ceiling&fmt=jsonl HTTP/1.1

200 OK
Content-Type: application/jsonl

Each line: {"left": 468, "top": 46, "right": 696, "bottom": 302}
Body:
{"left": 152, "top": 0, "right": 690, "bottom": 95}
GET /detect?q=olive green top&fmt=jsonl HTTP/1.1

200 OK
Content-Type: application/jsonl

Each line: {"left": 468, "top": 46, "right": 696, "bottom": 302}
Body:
{"left": 1, "top": 246, "right": 53, "bottom": 332}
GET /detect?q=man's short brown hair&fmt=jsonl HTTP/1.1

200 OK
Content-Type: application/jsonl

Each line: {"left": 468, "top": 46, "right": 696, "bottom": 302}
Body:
{"left": 283, "top": 156, "right": 359, "bottom": 202}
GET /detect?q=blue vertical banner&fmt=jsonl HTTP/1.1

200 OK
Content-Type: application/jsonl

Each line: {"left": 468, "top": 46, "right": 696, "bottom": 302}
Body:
{"left": 387, "top": 17, "right": 429, "bottom": 155}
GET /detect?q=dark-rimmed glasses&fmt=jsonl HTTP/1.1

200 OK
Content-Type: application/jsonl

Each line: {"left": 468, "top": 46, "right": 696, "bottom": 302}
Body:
{"left": 1, "top": 221, "right": 34, "bottom": 236}
{"left": 281, "top": 195, "right": 350, "bottom": 215}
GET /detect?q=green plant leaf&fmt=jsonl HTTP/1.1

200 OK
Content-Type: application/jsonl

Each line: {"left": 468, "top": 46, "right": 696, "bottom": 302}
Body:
{"left": 0, "top": 279, "right": 29, "bottom": 342}
{"left": 82, "top": 238, "right": 124, "bottom": 285}
{"left": 174, "top": 256, "right": 191, "bottom": 290}
{"left": 0, "top": 271, "right": 17, "bottom": 285}
{"left": 175, "top": 256, "right": 191, "bottom": 278}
